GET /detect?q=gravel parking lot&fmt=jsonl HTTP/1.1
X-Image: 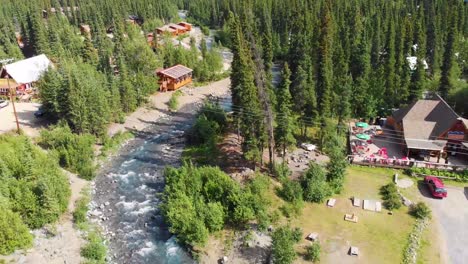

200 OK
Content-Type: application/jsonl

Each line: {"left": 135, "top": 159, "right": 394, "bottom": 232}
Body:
{"left": 0, "top": 102, "right": 44, "bottom": 137}
{"left": 420, "top": 183, "right": 468, "bottom": 264}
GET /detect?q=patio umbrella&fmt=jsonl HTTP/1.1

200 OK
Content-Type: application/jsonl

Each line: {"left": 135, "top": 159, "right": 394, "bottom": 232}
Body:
{"left": 356, "top": 134, "right": 371, "bottom": 140}
{"left": 356, "top": 122, "right": 369, "bottom": 128}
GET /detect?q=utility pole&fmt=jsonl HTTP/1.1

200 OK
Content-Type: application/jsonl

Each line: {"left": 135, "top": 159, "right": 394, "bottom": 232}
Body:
{"left": 7, "top": 76, "right": 20, "bottom": 134}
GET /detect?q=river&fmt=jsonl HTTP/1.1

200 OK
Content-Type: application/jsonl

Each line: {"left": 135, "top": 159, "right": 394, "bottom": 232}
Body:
{"left": 91, "top": 103, "right": 199, "bottom": 264}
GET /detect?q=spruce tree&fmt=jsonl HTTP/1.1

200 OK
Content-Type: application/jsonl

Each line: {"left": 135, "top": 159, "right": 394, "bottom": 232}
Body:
{"left": 439, "top": 12, "right": 458, "bottom": 99}
{"left": 316, "top": 3, "right": 333, "bottom": 118}
{"left": 275, "top": 63, "right": 296, "bottom": 160}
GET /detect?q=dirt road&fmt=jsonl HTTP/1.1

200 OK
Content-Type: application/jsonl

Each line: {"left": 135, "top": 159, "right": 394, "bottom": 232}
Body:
{"left": 420, "top": 184, "right": 468, "bottom": 264}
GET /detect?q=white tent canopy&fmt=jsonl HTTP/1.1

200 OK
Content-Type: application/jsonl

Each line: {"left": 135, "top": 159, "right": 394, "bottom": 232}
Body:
{"left": 2, "top": 54, "right": 51, "bottom": 84}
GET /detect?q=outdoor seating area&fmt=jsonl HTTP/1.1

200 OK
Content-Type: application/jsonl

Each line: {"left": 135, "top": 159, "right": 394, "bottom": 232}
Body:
{"left": 348, "top": 120, "right": 468, "bottom": 171}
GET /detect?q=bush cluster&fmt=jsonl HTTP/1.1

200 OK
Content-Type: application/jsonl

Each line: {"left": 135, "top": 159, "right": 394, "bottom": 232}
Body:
{"left": 81, "top": 231, "right": 107, "bottom": 263}
{"left": 161, "top": 164, "right": 270, "bottom": 246}
{"left": 100, "top": 131, "right": 134, "bottom": 157}
{"left": 380, "top": 183, "right": 402, "bottom": 210}
{"left": 305, "top": 242, "right": 321, "bottom": 262}
{"left": 184, "top": 102, "right": 227, "bottom": 164}
{"left": 0, "top": 134, "right": 70, "bottom": 254}
{"left": 410, "top": 202, "right": 432, "bottom": 219}
{"left": 38, "top": 124, "right": 96, "bottom": 179}
{"left": 168, "top": 90, "right": 182, "bottom": 111}
{"left": 409, "top": 167, "right": 468, "bottom": 182}
{"left": 300, "top": 163, "right": 332, "bottom": 203}
{"left": 271, "top": 226, "right": 302, "bottom": 264}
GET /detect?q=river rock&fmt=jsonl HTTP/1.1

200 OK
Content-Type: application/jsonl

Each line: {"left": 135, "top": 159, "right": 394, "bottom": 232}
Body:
{"left": 105, "top": 201, "right": 110, "bottom": 206}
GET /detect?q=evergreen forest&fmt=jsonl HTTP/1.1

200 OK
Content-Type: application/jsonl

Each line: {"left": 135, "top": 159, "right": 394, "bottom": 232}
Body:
{"left": 0, "top": 0, "right": 467, "bottom": 260}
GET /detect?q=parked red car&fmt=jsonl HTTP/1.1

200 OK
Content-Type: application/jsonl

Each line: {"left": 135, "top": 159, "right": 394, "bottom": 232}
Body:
{"left": 424, "top": 176, "right": 448, "bottom": 198}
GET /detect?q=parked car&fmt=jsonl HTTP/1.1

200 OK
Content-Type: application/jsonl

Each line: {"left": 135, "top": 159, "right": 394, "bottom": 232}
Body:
{"left": 300, "top": 143, "right": 317, "bottom": 151}
{"left": 424, "top": 176, "right": 448, "bottom": 198}
{"left": 0, "top": 100, "right": 9, "bottom": 108}
{"left": 34, "top": 108, "right": 45, "bottom": 118}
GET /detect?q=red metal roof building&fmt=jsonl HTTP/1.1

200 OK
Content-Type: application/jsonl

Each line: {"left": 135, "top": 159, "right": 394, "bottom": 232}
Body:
{"left": 156, "top": 65, "right": 193, "bottom": 92}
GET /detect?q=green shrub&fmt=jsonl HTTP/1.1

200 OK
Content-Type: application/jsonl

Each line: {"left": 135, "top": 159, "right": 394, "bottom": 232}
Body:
{"left": 273, "top": 163, "right": 292, "bottom": 179}
{"left": 410, "top": 202, "right": 432, "bottom": 219}
{"left": 100, "top": 131, "right": 134, "bottom": 157}
{"left": 383, "top": 193, "right": 402, "bottom": 210}
{"left": 271, "top": 226, "right": 300, "bottom": 264}
{"left": 278, "top": 179, "right": 303, "bottom": 203}
{"left": 81, "top": 232, "right": 107, "bottom": 263}
{"left": 380, "top": 183, "right": 402, "bottom": 210}
{"left": 38, "top": 124, "right": 96, "bottom": 180}
{"left": 0, "top": 205, "right": 33, "bottom": 255}
{"left": 305, "top": 242, "right": 321, "bottom": 262}
{"left": 73, "top": 196, "right": 90, "bottom": 227}
{"left": 380, "top": 183, "right": 398, "bottom": 198}
{"left": 168, "top": 90, "right": 182, "bottom": 111}
{"left": 279, "top": 200, "right": 303, "bottom": 218}
{"left": 200, "top": 25, "right": 210, "bottom": 36}
{"left": 409, "top": 167, "right": 468, "bottom": 182}
{"left": 0, "top": 134, "right": 71, "bottom": 230}
{"left": 301, "top": 163, "right": 332, "bottom": 203}
{"left": 161, "top": 164, "right": 270, "bottom": 246}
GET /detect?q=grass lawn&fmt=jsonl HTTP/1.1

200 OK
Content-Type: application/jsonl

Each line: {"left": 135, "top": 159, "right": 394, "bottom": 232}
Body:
{"left": 268, "top": 166, "right": 440, "bottom": 264}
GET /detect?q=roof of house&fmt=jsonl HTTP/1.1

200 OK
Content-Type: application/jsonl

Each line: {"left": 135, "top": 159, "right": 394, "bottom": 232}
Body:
{"left": 461, "top": 118, "right": 468, "bottom": 128}
{"left": 157, "top": 25, "right": 176, "bottom": 33}
{"left": 157, "top": 65, "right": 192, "bottom": 79}
{"left": 168, "top": 23, "right": 186, "bottom": 30}
{"left": 405, "top": 138, "right": 447, "bottom": 151}
{"left": 392, "top": 94, "right": 460, "bottom": 140}
{"left": 3, "top": 55, "right": 51, "bottom": 84}
{"left": 178, "top": 22, "right": 192, "bottom": 26}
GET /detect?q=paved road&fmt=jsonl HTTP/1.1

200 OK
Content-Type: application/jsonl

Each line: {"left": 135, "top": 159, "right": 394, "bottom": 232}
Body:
{"left": 420, "top": 183, "right": 468, "bottom": 264}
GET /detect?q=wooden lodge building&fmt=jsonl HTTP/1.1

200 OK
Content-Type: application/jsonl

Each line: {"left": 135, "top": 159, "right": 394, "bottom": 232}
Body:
{"left": 0, "top": 54, "right": 51, "bottom": 96}
{"left": 156, "top": 65, "right": 193, "bottom": 92}
{"left": 387, "top": 93, "right": 468, "bottom": 161}
{"left": 156, "top": 22, "right": 192, "bottom": 37}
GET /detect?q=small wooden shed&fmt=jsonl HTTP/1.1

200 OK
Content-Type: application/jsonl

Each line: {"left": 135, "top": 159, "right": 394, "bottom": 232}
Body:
{"left": 156, "top": 65, "right": 193, "bottom": 92}
{"left": 156, "top": 25, "right": 177, "bottom": 37}
{"left": 177, "top": 22, "right": 192, "bottom": 31}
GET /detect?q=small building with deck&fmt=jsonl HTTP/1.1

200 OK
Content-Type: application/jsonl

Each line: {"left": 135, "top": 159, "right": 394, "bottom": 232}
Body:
{"left": 0, "top": 54, "right": 51, "bottom": 96}
{"left": 156, "top": 22, "right": 192, "bottom": 37}
{"left": 156, "top": 64, "right": 193, "bottom": 92}
{"left": 386, "top": 93, "right": 468, "bottom": 161}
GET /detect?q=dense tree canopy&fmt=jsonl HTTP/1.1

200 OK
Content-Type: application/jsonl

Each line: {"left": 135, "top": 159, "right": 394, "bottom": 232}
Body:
{"left": 0, "top": 134, "right": 71, "bottom": 254}
{"left": 183, "top": 0, "right": 468, "bottom": 118}
{"left": 161, "top": 164, "right": 270, "bottom": 246}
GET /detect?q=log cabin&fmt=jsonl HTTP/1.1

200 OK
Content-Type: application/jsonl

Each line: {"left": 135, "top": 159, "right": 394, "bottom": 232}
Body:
{"left": 156, "top": 65, "right": 193, "bottom": 92}
{"left": 156, "top": 22, "right": 192, "bottom": 37}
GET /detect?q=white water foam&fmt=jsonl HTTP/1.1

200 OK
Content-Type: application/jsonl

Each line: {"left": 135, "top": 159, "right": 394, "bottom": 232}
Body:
{"left": 130, "top": 205, "right": 154, "bottom": 216}
{"left": 121, "top": 159, "right": 137, "bottom": 167}
{"left": 118, "top": 171, "right": 136, "bottom": 184}
{"left": 137, "top": 241, "right": 157, "bottom": 257}
{"left": 116, "top": 200, "right": 139, "bottom": 210}
{"left": 165, "top": 236, "right": 181, "bottom": 257}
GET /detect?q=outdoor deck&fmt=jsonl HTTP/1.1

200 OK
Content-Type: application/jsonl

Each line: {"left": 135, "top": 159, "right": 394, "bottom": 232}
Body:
{"left": 349, "top": 122, "right": 468, "bottom": 172}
